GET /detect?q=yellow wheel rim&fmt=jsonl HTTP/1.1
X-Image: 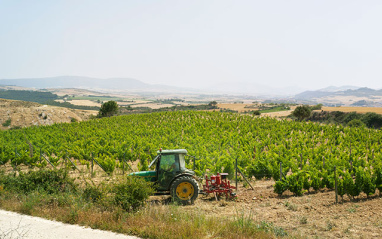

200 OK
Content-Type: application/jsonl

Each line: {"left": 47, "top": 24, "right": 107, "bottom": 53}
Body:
{"left": 176, "top": 182, "right": 194, "bottom": 200}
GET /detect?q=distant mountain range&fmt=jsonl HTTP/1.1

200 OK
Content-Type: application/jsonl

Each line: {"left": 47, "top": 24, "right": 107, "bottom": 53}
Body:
{"left": 1, "top": 77, "right": 382, "bottom": 106}
{"left": 0, "top": 76, "right": 167, "bottom": 92}
{"left": 0, "top": 76, "right": 307, "bottom": 96}
{"left": 0, "top": 76, "right": 308, "bottom": 97}
{"left": 295, "top": 87, "right": 382, "bottom": 107}
{"left": 295, "top": 87, "right": 382, "bottom": 100}
{"left": 317, "top": 85, "right": 361, "bottom": 92}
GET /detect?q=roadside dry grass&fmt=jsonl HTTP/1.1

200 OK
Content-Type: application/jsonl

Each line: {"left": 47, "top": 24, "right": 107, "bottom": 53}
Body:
{"left": 3, "top": 162, "right": 382, "bottom": 238}
{"left": 0, "top": 193, "right": 277, "bottom": 239}
{"left": 0, "top": 168, "right": 279, "bottom": 239}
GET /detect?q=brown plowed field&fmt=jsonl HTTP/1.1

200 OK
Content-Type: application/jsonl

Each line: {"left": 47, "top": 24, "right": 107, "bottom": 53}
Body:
{"left": 69, "top": 161, "right": 382, "bottom": 239}
{"left": 183, "top": 179, "right": 382, "bottom": 239}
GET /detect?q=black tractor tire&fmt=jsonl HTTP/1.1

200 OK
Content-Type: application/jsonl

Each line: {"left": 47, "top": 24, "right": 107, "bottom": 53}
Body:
{"left": 170, "top": 176, "right": 199, "bottom": 205}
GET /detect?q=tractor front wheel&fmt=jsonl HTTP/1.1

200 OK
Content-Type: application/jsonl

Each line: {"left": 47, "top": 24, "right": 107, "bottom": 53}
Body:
{"left": 170, "top": 176, "right": 199, "bottom": 205}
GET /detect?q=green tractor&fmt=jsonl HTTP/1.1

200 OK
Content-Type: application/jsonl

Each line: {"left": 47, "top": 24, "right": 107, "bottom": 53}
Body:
{"left": 129, "top": 149, "right": 199, "bottom": 204}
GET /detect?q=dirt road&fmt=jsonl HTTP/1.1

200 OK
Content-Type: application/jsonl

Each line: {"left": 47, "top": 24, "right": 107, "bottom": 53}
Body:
{"left": 0, "top": 210, "right": 139, "bottom": 239}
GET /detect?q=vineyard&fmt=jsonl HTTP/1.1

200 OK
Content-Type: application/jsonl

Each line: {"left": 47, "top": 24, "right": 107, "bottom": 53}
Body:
{"left": 1, "top": 111, "right": 382, "bottom": 201}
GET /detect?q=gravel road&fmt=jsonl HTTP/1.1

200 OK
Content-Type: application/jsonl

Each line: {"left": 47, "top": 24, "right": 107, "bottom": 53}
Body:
{"left": 0, "top": 210, "right": 140, "bottom": 239}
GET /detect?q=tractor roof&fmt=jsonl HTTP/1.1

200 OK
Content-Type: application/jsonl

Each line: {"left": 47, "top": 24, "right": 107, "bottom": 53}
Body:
{"left": 157, "top": 149, "right": 188, "bottom": 155}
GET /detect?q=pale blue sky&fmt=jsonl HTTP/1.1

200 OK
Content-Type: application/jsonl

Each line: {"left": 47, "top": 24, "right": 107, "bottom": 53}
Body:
{"left": 1, "top": 0, "right": 382, "bottom": 91}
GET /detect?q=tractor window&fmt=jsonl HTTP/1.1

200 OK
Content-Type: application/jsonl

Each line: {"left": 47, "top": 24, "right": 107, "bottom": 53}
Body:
{"left": 160, "top": 154, "right": 179, "bottom": 172}
{"left": 179, "top": 154, "right": 186, "bottom": 171}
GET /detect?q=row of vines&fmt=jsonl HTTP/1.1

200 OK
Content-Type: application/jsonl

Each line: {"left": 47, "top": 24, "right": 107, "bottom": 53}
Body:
{"left": 1, "top": 111, "right": 382, "bottom": 200}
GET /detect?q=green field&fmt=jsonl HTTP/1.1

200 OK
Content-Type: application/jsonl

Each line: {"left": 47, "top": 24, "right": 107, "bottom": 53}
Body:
{"left": 1, "top": 111, "right": 381, "bottom": 199}
{"left": 259, "top": 106, "right": 290, "bottom": 113}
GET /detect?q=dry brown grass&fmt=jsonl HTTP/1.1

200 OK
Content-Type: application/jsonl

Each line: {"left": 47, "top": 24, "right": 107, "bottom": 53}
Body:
{"left": 217, "top": 103, "right": 256, "bottom": 113}
{"left": 0, "top": 99, "right": 97, "bottom": 129}
{"left": 0, "top": 164, "right": 278, "bottom": 238}
{"left": 5, "top": 158, "right": 382, "bottom": 238}
{"left": 68, "top": 100, "right": 102, "bottom": 107}
{"left": 261, "top": 107, "right": 295, "bottom": 118}
{"left": 3, "top": 162, "right": 382, "bottom": 238}
{"left": 322, "top": 106, "right": 382, "bottom": 114}
{"left": 0, "top": 193, "right": 275, "bottom": 239}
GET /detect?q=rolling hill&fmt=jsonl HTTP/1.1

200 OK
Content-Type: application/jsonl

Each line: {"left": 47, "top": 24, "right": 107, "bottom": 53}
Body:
{"left": 295, "top": 87, "right": 382, "bottom": 106}
{"left": 0, "top": 76, "right": 193, "bottom": 94}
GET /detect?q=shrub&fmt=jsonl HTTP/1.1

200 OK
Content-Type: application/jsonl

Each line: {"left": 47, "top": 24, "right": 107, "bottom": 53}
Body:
{"left": 322, "top": 170, "right": 335, "bottom": 190}
{"left": 98, "top": 100, "right": 119, "bottom": 117}
{"left": 113, "top": 176, "right": 154, "bottom": 211}
{"left": 292, "top": 105, "right": 311, "bottom": 121}
{"left": 0, "top": 169, "right": 77, "bottom": 194}
{"left": 2, "top": 118, "right": 11, "bottom": 127}
{"left": 343, "top": 111, "right": 362, "bottom": 124}
{"left": 274, "top": 180, "right": 286, "bottom": 196}
{"left": 83, "top": 184, "right": 106, "bottom": 203}
{"left": 337, "top": 178, "right": 345, "bottom": 201}
{"left": 286, "top": 173, "right": 304, "bottom": 196}
{"left": 347, "top": 119, "right": 365, "bottom": 128}
{"left": 374, "top": 165, "right": 382, "bottom": 196}
{"left": 139, "top": 156, "right": 149, "bottom": 171}
{"left": 302, "top": 175, "right": 311, "bottom": 192}
{"left": 362, "top": 112, "right": 382, "bottom": 129}
{"left": 363, "top": 169, "right": 376, "bottom": 197}
{"left": 247, "top": 160, "right": 272, "bottom": 180}
{"left": 311, "top": 175, "right": 321, "bottom": 191}
{"left": 343, "top": 171, "right": 356, "bottom": 199}
{"left": 98, "top": 155, "right": 116, "bottom": 175}
{"left": 0, "top": 153, "right": 9, "bottom": 165}
{"left": 310, "top": 104, "right": 323, "bottom": 110}
{"left": 253, "top": 110, "right": 261, "bottom": 116}
{"left": 354, "top": 167, "right": 364, "bottom": 197}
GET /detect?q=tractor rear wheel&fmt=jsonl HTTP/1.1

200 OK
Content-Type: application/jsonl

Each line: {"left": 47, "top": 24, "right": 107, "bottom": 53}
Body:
{"left": 170, "top": 176, "right": 199, "bottom": 205}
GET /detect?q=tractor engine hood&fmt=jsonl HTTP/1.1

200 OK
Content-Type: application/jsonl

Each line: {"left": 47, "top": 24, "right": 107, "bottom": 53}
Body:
{"left": 129, "top": 171, "right": 156, "bottom": 177}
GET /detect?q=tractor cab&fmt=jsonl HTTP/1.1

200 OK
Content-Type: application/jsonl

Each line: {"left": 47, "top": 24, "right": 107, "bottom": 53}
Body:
{"left": 152, "top": 149, "right": 195, "bottom": 191}
{"left": 130, "top": 149, "right": 197, "bottom": 195}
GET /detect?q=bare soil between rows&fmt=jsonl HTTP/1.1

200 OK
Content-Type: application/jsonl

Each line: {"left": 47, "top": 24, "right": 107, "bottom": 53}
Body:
{"left": 180, "top": 180, "right": 382, "bottom": 239}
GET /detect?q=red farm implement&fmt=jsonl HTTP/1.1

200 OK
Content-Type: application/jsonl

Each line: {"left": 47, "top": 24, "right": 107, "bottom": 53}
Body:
{"left": 202, "top": 173, "right": 237, "bottom": 200}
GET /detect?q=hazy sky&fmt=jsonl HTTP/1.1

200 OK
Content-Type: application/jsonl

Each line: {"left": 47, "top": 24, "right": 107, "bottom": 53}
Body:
{"left": 1, "top": 0, "right": 382, "bottom": 90}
